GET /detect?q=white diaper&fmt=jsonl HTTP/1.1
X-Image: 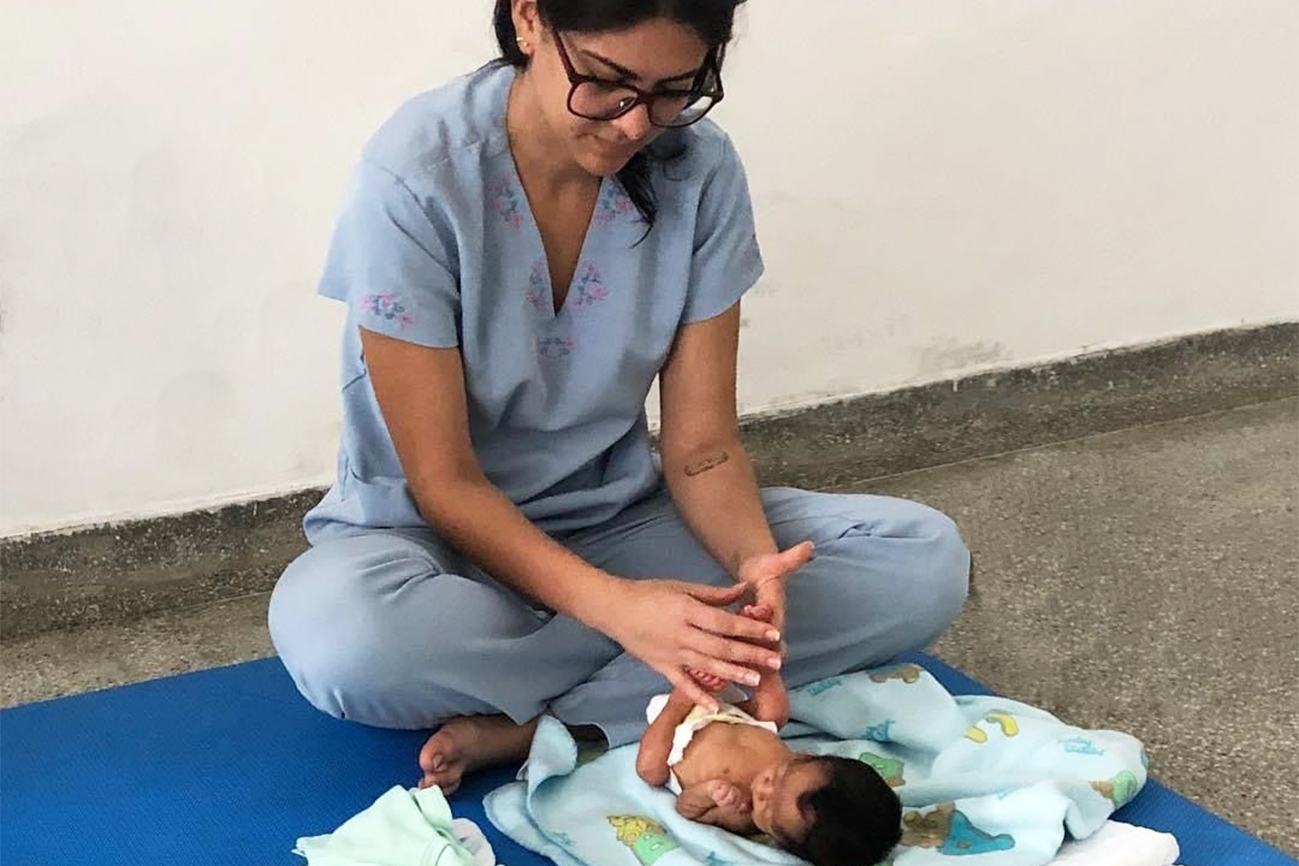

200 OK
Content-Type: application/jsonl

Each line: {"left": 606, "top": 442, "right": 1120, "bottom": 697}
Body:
{"left": 645, "top": 687, "right": 779, "bottom": 794}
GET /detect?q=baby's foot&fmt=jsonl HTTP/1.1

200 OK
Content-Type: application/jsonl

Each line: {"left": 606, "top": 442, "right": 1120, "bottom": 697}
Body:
{"left": 417, "top": 715, "right": 539, "bottom": 796}
{"left": 687, "top": 668, "right": 730, "bottom": 694}
{"left": 708, "top": 778, "right": 752, "bottom": 813}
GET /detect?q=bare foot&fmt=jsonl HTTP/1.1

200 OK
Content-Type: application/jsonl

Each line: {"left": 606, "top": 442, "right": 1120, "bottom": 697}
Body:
{"left": 686, "top": 668, "right": 730, "bottom": 694}
{"left": 708, "top": 778, "right": 752, "bottom": 813}
{"left": 417, "top": 714, "right": 539, "bottom": 796}
{"left": 740, "top": 605, "right": 790, "bottom": 726}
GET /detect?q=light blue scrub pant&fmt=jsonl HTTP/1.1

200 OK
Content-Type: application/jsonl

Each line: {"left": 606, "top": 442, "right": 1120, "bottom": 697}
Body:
{"left": 268, "top": 486, "right": 970, "bottom": 748}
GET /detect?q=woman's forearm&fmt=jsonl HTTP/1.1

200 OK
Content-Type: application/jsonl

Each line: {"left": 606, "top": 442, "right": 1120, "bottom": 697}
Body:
{"left": 662, "top": 436, "right": 778, "bottom": 581}
{"left": 412, "top": 475, "right": 620, "bottom": 629}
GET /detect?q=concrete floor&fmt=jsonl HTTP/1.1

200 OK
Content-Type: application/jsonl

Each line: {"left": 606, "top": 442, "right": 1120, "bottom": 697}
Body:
{"left": 3, "top": 397, "right": 1296, "bottom": 855}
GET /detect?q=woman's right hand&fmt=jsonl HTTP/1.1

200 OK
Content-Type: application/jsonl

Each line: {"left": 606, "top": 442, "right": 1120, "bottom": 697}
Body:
{"left": 595, "top": 578, "right": 785, "bottom": 711}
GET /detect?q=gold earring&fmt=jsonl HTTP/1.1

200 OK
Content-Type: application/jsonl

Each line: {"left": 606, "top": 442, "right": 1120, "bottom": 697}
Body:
{"left": 516, "top": 37, "right": 529, "bottom": 50}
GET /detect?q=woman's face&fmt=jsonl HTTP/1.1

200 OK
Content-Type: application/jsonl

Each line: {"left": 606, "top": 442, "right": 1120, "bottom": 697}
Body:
{"left": 513, "top": 8, "right": 711, "bottom": 177}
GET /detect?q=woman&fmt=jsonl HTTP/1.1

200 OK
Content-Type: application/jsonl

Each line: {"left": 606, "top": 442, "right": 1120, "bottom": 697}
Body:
{"left": 269, "top": 0, "right": 970, "bottom": 795}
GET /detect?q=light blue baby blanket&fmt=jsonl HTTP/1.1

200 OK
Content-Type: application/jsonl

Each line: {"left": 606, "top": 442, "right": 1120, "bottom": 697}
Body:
{"left": 485, "top": 663, "right": 1148, "bottom": 866}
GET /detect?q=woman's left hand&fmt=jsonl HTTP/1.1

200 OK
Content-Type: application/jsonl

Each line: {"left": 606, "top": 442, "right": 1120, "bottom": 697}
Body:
{"left": 735, "top": 541, "right": 814, "bottom": 636}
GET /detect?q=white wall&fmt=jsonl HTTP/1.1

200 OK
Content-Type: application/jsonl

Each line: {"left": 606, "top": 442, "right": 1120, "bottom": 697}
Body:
{"left": 2, "top": 1, "right": 1295, "bottom": 537}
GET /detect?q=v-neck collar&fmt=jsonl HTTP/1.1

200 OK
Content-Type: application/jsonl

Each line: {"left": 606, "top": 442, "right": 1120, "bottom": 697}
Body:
{"left": 498, "top": 68, "right": 609, "bottom": 321}
{"left": 512, "top": 168, "right": 608, "bottom": 321}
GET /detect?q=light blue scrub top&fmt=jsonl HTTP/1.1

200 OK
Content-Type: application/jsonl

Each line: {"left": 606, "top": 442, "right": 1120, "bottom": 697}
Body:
{"left": 305, "top": 63, "right": 764, "bottom": 540}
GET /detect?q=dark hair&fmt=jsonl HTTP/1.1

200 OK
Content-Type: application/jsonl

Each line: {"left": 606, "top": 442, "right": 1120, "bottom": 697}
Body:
{"left": 791, "top": 757, "right": 903, "bottom": 866}
{"left": 491, "top": 0, "right": 746, "bottom": 231}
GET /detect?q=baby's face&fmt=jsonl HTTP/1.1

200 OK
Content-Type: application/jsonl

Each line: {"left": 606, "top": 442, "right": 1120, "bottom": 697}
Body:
{"left": 750, "top": 757, "right": 829, "bottom": 847}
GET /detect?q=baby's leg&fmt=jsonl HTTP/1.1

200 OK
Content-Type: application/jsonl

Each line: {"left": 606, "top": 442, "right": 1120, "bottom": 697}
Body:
{"left": 684, "top": 607, "right": 787, "bottom": 723}
{"left": 737, "top": 605, "right": 789, "bottom": 726}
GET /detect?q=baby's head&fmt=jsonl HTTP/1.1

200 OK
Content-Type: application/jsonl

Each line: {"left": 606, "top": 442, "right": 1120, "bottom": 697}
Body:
{"left": 751, "top": 755, "right": 901, "bottom": 866}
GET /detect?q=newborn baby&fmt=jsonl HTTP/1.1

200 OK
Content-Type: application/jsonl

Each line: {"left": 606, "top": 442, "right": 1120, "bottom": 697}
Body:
{"left": 636, "top": 606, "right": 901, "bottom": 866}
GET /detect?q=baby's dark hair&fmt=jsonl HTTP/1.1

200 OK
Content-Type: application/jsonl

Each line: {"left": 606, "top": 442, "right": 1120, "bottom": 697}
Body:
{"left": 789, "top": 756, "right": 902, "bottom": 866}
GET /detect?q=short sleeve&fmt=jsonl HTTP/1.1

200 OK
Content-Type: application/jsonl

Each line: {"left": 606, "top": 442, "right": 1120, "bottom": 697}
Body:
{"left": 318, "top": 159, "right": 461, "bottom": 348}
{"left": 680, "top": 135, "right": 765, "bottom": 324}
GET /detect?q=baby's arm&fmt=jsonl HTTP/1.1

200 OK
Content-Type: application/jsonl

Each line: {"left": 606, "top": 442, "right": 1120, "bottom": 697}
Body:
{"left": 636, "top": 689, "right": 695, "bottom": 787}
{"left": 676, "top": 780, "right": 758, "bottom": 834}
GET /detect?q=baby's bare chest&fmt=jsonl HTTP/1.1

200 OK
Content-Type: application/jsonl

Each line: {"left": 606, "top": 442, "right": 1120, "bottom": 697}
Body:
{"left": 672, "top": 723, "right": 782, "bottom": 789}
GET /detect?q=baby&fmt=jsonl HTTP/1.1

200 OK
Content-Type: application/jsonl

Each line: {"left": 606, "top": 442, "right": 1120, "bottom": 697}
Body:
{"left": 636, "top": 605, "right": 901, "bottom": 865}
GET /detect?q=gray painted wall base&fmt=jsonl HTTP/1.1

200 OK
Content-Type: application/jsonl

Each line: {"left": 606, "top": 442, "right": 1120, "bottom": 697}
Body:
{"left": 3, "top": 322, "right": 1294, "bottom": 640}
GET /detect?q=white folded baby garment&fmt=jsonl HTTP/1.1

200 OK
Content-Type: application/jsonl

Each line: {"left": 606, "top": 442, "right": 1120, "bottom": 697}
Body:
{"left": 294, "top": 784, "right": 497, "bottom": 866}
{"left": 1048, "top": 820, "right": 1180, "bottom": 866}
{"left": 452, "top": 816, "right": 498, "bottom": 866}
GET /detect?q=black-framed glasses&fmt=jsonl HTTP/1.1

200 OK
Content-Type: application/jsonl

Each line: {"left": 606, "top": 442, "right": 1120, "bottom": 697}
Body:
{"left": 552, "top": 32, "right": 724, "bottom": 128}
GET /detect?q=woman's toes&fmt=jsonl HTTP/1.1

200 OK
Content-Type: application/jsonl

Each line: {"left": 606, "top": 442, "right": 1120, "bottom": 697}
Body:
{"left": 427, "top": 773, "right": 461, "bottom": 796}
{"left": 420, "top": 727, "right": 458, "bottom": 773}
{"left": 418, "top": 728, "right": 467, "bottom": 795}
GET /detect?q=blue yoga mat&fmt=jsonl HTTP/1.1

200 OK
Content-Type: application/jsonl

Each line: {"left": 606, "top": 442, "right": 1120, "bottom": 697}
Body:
{"left": 1, "top": 652, "right": 1292, "bottom": 865}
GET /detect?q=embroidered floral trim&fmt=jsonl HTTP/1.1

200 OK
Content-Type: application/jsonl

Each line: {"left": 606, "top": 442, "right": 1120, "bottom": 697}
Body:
{"left": 360, "top": 292, "right": 414, "bottom": 325}
{"left": 593, "top": 183, "right": 635, "bottom": 226}
{"left": 538, "top": 336, "right": 575, "bottom": 359}
{"left": 569, "top": 263, "right": 609, "bottom": 310}
{"left": 491, "top": 179, "right": 524, "bottom": 230}
{"left": 526, "top": 260, "right": 549, "bottom": 312}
